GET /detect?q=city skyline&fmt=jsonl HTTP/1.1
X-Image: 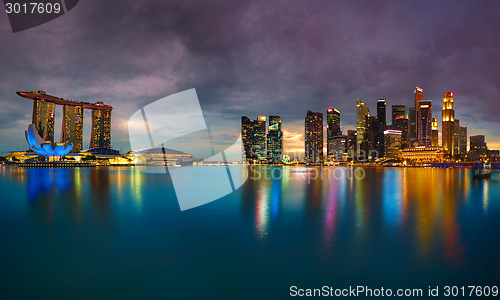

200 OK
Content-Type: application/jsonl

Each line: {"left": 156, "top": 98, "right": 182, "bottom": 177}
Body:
{"left": 1, "top": 1, "right": 500, "bottom": 154}
{"left": 242, "top": 88, "right": 497, "bottom": 161}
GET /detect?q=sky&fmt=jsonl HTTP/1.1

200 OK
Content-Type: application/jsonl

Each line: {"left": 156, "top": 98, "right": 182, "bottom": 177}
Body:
{"left": 1, "top": 0, "right": 500, "bottom": 155}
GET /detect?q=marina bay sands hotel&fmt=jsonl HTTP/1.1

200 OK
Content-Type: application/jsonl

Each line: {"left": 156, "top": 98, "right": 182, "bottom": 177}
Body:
{"left": 17, "top": 91, "right": 112, "bottom": 153}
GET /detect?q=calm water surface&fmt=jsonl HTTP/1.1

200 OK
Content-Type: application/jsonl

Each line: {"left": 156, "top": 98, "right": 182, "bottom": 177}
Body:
{"left": 0, "top": 165, "right": 499, "bottom": 299}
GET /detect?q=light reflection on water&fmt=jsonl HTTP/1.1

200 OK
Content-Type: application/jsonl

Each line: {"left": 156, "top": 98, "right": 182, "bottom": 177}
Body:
{"left": 0, "top": 165, "right": 499, "bottom": 298}
{"left": 242, "top": 166, "right": 499, "bottom": 267}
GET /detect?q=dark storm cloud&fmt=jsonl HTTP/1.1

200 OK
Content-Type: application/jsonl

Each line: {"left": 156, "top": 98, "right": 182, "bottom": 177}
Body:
{"left": 0, "top": 0, "right": 499, "bottom": 153}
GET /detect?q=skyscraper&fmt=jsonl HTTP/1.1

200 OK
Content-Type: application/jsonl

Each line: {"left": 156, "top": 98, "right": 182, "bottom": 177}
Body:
{"left": 394, "top": 115, "right": 409, "bottom": 149}
{"left": 305, "top": 110, "right": 323, "bottom": 165}
{"left": 365, "top": 115, "right": 380, "bottom": 159}
{"left": 329, "top": 135, "right": 347, "bottom": 161}
{"left": 267, "top": 116, "right": 283, "bottom": 163}
{"left": 391, "top": 105, "right": 405, "bottom": 127}
{"left": 32, "top": 98, "right": 55, "bottom": 143}
{"left": 460, "top": 126, "right": 467, "bottom": 156}
{"left": 241, "top": 116, "right": 254, "bottom": 160}
{"left": 19, "top": 91, "right": 112, "bottom": 152}
{"left": 469, "top": 135, "right": 487, "bottom": 159}
{"left": 384, "top": 130, "right": 402, "bottom": 158}
{"left": 90, "top": 107, "right": 111, "bottom": 149}
{"left": 442, "top": 92, "right": 455, "bottom": 156}
{"left": 61, "top": 104, "right": 84, "bottom": 152}
{"left": 356, "top": 99, "right": 369, "bottom": 157}
{"left": 453, "top": 119, "right": 461, "bottom": 156}
{"left": 347, "top": 130, "right": 357, "bottom": 158}
{"left": 417, "top": 100, "right": 432, "bottom": 147}
{"left": 326, "top": 108, "right": 341, "bottom": 156}
{"left": 414, "top": 87, "right": 423, "bottom": 142}
{"left": 431, "top": 117, "right": 439, "bottom": 147}
{"left": 409, "top": 107, "right": 416, "bottom": 147}
{"left": 253, "top": 116, "right": 267, "bottom": 161}
{"left": 453, "top": 120, "right": 468, "bottom": 157}
{"left": 377, "top": 99, "right": 387, "bottom": 126}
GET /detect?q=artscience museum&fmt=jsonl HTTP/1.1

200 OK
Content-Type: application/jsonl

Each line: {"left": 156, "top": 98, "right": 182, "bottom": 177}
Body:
{"left": 25, "top": 124, "right": 73, "bottom": 157}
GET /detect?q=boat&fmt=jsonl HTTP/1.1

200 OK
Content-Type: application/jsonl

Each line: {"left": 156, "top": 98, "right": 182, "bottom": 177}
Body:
{"left": 473, "top": 161, "right": 491, "bottom": 178}
{"left": 291, "top": 166, "right": 315, "bottom": 173}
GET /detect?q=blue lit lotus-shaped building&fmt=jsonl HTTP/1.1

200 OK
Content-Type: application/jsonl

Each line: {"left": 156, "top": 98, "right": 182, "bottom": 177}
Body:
{"left": 25, "top": 124, "right": 73, "bottom": 157}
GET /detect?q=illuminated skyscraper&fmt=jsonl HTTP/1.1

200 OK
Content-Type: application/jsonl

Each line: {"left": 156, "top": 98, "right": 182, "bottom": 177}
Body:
{"left": 326, "top": 108, "right": 341, "bottom": 156}
{"left": 391, "top": 105, "right": 405, "bottom": 127}
{"left": 347, "top": 130, "right": 357, "bottom": 158}
{"left": 305, "top": 110, "right": 323, "bottom": 165}
{"left": 377, "top": 99, "right": 386, "bottom": 126}
{"left": 241, "top": 116, "right": 254, "bottom": 160}
{"left": 417, "top": 100, "right": 432, "bottom": 147}
{"left": 442, "top": 92, "right": 455, "bottom": 156}
{"left": 431, "top": 117, "right": 439, "bottom": 147}
{"left": 414, "top": 87, "right": 423, "bottom": 142}
{"left": 365, "top": 115, "right": 381, "bottom": 159}
{"left": 61, "top": 105, "right": 84, "bottom": 152}
{"left": 329, "top": 135, "right": 347, "bottom": 161}
{"left": 409, "top": 107, "right": 416, "bottom": 146}
{"left": 384, "top": 130, "right": 402, "bottom": 158}
{"left": 356, "top": 99, "right": 369, "bottom": 157}
{"left": 459, "top": 125, "right": 467, "bottom": 156}
{"left": 453, "top": 120, "right": 468, "bottom": 157}
{"left": 32, "top": 99, "right": 55, "bottom": 143}
{"left": 267, "top": 116, "right": 283, "bottom": 163}
{"left": 469, "top": 135, "right": 487, "bottom": 159}
{"left": 394, "top": 115, "right": 409, "bottom": 149}
{"left": 253, "top": 116, "right": 267, "bottom": 161}
{"left": 377, "top": 99, "right": 387, "bottom": 155}
{"left": 90, "top": 105, "right": 112, "bottom": 149}
{"left": 19, "top": 91, "right": 112, "bottom": 151}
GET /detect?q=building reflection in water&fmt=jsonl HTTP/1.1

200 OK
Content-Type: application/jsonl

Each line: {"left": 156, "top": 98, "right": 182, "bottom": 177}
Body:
{"left": 129, "top": 167, "right": 144, "bottom": 213}
{"left": 382, "top": 169, "right": 402, "bottom": 229}
{"left": 482, "top": 179, "right": 489, "bottom": 216}
{"left": 323, "top": 167, "right": 348, "bottom": 248}
{"left": 242, "top": 166, "right": 497, "bottom": 266}
{"left": 27, "top": 168, "right": 73, "bottom": 224}
{"left": 25, "top": 167, "right": 113, "bottom": 226}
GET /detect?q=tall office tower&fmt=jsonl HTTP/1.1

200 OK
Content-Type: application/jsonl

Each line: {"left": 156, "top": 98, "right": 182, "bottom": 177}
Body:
{"left": 453, "top": 119, "right": 461, "bottom": 156}
{"left": 32, "top": 98, "right": 55, "bottom": 143}
{"left": 459, "top": 126, "right": 467, "bottom": 156}
{"left": 453, "top": 120, "right": 468, "bottom": 157}
{"left": 414, "top": 87, "right": 423, "bottom": 142}
{"left": 241, "top": 116, "right": 254, "bottom": 160}
{"left": 61, "top": 105, "right": 84, "bottom": 152}
{"left": 329, "top": 135, "right": 348, "bottom": 161}
{"left": 391, "top": 105, "right": 405, "bottom": 127}
{"left": 417, "top": 100, "right": 432, "bottom": 147}
{"left": 326, "top": 108, "right": 341, "bottom": 156}
{"left": 431, "top": 117, "right": 439, "bottom": 147}
{"left": 305, "top": 110, "right": 323, "bottom": 165}
{"left": 252, "top": 116, "right": 267, "bottom": 161}
{"left": 266, "top": 116, "right": 283, "bottom": 163}
{"left": 377, "top": 99, "right": 387, "bottom": 126}
{"left": 409, "top": 107, "right": 416, "bottom": 146}
{"left": 394, "top": 115, "right": 409, "bottom": 149}
{"left": 90, "top": 107, "right": 112, "bottom": 149}
{"left": 384, "top": 130, "right": 402, "bottom": 158}
{"left": 356, "top": 99, "right": 369, "bottom": 157}
{"left": 469, "top": 135, "right": 488, "bottom": 159}
{"left": 442, "top": 92, "right": 455, "bottom": 156}
{"left": 377, "top": 99, "right": 387, "bottom": 156}
{"left": 347, "top": 130, "right": 357, "bottom": 158}
{"left": 365, "top": 115, "right": 380, "bottom": 158}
